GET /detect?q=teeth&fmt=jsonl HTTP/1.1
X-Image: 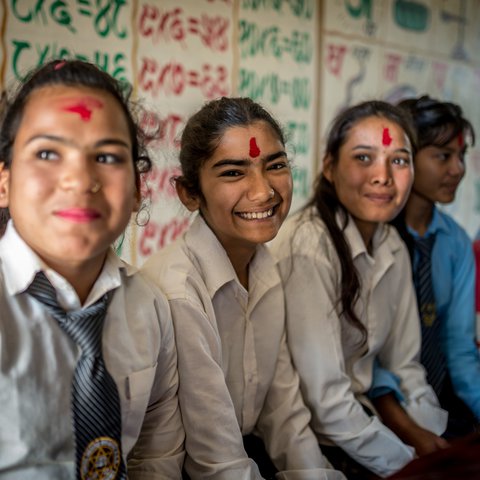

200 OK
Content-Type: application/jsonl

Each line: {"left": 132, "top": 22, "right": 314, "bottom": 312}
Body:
{"left": 238, "top": 208, "right": 273, "bottom": 220}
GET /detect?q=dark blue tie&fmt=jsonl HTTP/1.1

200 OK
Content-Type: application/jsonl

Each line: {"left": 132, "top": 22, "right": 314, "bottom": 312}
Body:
{"left": 27, "top": 271, "right": 126, "bottom": 480}
{"left": 414, "top": 235, "right": 446, "bottom": 398}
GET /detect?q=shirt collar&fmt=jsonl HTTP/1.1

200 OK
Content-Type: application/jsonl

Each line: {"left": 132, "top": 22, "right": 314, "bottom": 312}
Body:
{"left": 184, "top": 215, "right": 279, "bottom": 299}
{"left": 408, "top": 205, "right": 449, "bottom": 238}
{"left": 339, "top": 211, "right": 388, "bottom": 260}
{"left": 0, "top": 220, "right": 135, "bottom": 307}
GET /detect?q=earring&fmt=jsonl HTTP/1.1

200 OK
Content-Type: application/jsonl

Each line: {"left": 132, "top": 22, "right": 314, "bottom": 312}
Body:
{"left": 90, "top": 182, "right": 101, "bottom": 194}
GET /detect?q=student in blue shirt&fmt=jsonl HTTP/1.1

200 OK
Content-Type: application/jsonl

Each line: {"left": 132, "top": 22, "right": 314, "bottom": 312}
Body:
{"left": 370, "top": 95, "right": 480, "bottom": 444}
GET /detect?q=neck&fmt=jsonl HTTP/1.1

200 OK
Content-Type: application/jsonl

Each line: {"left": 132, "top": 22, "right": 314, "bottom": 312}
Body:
{"left": 405, "top": 192, "right": 434, "bottom": 236}
{"left": 227, "top": 247, "right": 256, "bottom": 291}
{"left": 353, "top": 218, "right": 377, "bottom": 255}
{"left": 42, "top": 254, "right": 106, "bottom": 304}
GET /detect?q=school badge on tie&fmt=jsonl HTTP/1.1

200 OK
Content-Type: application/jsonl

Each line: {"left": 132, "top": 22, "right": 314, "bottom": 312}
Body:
{"left": 81, "top": 437, "right": 122, "bottom": 480}
{"left": 27, "top": 272, "right": 127, "bottom": 479}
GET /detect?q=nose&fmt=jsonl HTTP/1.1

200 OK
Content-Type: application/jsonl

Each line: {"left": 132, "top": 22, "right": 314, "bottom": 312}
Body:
{"left": 448, "top": 154, "right": 465, "bottom": 177}
{"left": 59, "top": 156, "right": 99, "bottom": 194}
{"left": 246, "top": 171, "right": 274, "bottom": 202}
{"left": 370, "top": 161, "right": 393, "bottom": 186}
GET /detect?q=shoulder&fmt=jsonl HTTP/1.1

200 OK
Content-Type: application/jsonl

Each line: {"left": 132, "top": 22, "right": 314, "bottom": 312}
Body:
{"left": 142, "top": 235, "right": 198, "bottom": 297}
{"left": 142, "top": 235, "right": 213, "bottom": 318}
{"left": 271, "top": 207, "right": 333, "bottom": 261}
{"left": 436, "top": 209, "right": 471, "bottom": 246}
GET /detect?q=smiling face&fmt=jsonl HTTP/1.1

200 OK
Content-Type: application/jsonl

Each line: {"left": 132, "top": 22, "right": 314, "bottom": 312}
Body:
{"left": 180, "top": 121, "right": 292, "bottom": 259}
{"left": 0, "top": 84, "right": 138, "bottom": 276}
{"left": 412, "top": 134, "right": 466, "bottom": 205}
{"left": 324, "top": 115, "right": 414, "bottom": 245}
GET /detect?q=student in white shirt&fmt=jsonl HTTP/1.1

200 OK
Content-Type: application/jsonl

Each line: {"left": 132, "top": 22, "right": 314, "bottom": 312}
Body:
{"left": 0, "top": 59, "right": 184, "bottom": 479}
{"left": 271, "top": 100, "right": 448, "bottom": 479}
{"left": 142, "top": 97, "right": 344, "bottom": 480}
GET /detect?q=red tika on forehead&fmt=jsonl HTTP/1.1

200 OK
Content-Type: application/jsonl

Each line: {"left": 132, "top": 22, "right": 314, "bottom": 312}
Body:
{"left": 61, "top": 97, "right": 104, "bottom": 121}
{"left": 249, "top": 137, "right": 260, "bottom": 157}
{"left": 382, "top": 127, "right": 393, "bottom": 146}
{"left": 458, "top": 132, "right": 464, "bottom": 148}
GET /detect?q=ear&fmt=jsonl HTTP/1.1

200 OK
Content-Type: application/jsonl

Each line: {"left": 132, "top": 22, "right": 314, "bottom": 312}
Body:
{"left": 0, "top": 163, "right": 9, "bottom": 208}
{"left": 322, "top": 154, "right": 334, "bottom": 183}
{"left": 175, "top": 180, "right": 201, "bottom": 212}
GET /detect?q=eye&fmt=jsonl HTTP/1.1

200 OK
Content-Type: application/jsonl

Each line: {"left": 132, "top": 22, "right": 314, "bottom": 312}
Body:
{"left": 219, "top": 169, "right": 243, "bottom": 177}
{"left": 97, "top": 153, "right": 122, "bottom": 164}
{"left": 355, "top": 154, "right": 370, "bottom": 163}
{"left": 267, "top": 159, "right": 290, "bottom": 171}
{"left": 36, "top": 150, "right": 58, "bottom": 161}
{"left": 392, "top": 157, "right": 411, "bottom": 166}
{"left": 436, "top": 152, "right": 450, "bottom": 162}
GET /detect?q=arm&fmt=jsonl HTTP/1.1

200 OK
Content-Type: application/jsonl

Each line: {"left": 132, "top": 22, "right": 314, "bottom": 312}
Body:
{"left": 373, "top": 393, "right": 448, "bottom": 455}
{"left": 278, "top": 251, "right": 414, "bottom": 478}
{"left": 256, "top": 331, "right": 345, "bottom": 479}
{"left": 171, "top": 297, "right": 263, "bottom": 480}
{"left": 442, "top": 234, "right": 480, "bottom": 420}
{"left": 127, "top": 293, "right": 185, "bottom": 479}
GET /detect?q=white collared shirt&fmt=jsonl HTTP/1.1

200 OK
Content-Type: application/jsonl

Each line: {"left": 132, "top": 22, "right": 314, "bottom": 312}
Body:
{"left": 271, "top": 207, "right": 447, "bottom": 478}
{"left": 0, "top": 221, "right": 184, "bottom": 479}
{"left": 142, "top": 215, "right": 344, "bottom": 480}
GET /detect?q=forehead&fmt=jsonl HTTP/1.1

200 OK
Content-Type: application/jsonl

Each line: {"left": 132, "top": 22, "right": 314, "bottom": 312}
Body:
{"left": 20, "top": 84, "right": 128, "bottom": 131}
{"left": 214, "top": 121, "right": 283, "bottom": 155}
{"left": 345, "top": 115, "right": 408, "bottom": 146}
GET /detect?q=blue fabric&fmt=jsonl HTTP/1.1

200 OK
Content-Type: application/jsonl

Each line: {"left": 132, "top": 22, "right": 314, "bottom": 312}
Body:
{"left": 370, "top": 207, "right": 480, "bottom": 420}
{"left": 369, "top": 359, "right": 405, "bottom": 403}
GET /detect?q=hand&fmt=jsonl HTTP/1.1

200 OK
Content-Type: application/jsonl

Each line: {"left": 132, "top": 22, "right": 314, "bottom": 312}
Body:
{"left": 406, "top": 425, "right": 449, "bottom": 456}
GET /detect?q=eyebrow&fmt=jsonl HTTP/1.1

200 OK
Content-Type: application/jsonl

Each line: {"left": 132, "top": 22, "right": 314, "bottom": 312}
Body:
{"left": 25, "top": 134, "right": 130, "bottom": 149}
{"left": 352, "top": 144, "right": 412, "bottom": 154}
{"left": 211, "top": 150, "right": 287, "bottom": 168}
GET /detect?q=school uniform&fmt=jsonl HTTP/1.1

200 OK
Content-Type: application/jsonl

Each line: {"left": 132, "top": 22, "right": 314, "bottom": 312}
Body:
{"left": 410, "top": 208, "right": 480, "bottom": 421}
{"left": 142, "top": 215, "right": 344, "bottom": 480}
{"left": 271, "top": 207, "right": 448, "bottom": 478}
{"left": 373, "top": 207, "right": 480, "bottom": 435}
{"left": 0, "top": 221, "right": 184, "bottom": 479}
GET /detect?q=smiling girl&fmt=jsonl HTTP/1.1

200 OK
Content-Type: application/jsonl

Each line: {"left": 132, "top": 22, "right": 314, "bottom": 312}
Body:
{"left": 0, "top": 60, "right": 184, "bottom": 478}
{"left": 271, "top": 101, "right": 448, "bottom": 479}
{"left": 142, "top": 97, "right": 344, "bottom": 480}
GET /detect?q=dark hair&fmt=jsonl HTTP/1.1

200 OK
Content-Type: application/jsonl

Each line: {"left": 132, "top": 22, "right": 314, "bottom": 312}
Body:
{"left": 177, "top": 96, "right": 285, "bottom": 199}
{"left": 393, "top": 95, "right": 475, "bottom": 258}
{"left": 0, "top": 59, "right": 152, "bottom": 189}
{"left": 304, "top": 100, "right": 417, "bottom": 343}
{"left": 397, "top": 95, "right": 475, "bottom": 150}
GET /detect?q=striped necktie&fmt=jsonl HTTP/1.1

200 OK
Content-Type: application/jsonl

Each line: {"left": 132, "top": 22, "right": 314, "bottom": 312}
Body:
{"left": 413, "top": 234, "right": 446, "bottom": 398}
{"left": 27, "top": 271, "right": 126, "bottom": 480}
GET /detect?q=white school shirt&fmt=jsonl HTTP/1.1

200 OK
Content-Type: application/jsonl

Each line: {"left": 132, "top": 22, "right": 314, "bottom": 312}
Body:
{"left": 142, "top": 215, "right": 345, "bottom": 480}
{"left": 271, "top": 207, "right": 448, "bottom": 478}
{"left": 0, "top": 221, "right": 184, "bottom": 480}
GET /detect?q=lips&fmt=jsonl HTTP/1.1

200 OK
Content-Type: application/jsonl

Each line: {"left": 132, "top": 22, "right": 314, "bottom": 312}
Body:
{"left": 365, "top": 193, "right": 393, "bottom": 203}
{"left": 54, "top": 207, "right": 101, "bottom": 222}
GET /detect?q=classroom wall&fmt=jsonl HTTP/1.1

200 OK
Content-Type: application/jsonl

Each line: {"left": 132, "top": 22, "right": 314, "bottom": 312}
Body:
{"left": 1, "top": 0, "right": 478, "bottom": 266}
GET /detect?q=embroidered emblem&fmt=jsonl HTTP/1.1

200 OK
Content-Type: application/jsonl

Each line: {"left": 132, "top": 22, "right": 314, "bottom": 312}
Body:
{"left": 80, "top": 436, "right": 121, "bottom": 480}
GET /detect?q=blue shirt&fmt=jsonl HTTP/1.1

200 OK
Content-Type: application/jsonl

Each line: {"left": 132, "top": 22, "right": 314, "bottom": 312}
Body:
{"left": 370, "top": 207, "right": 480, "bottom": 420}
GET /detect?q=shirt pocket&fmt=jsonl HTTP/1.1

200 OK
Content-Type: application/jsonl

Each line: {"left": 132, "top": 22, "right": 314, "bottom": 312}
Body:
{"left": 122, "top": 363, "right": 157, "bottom": 442}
